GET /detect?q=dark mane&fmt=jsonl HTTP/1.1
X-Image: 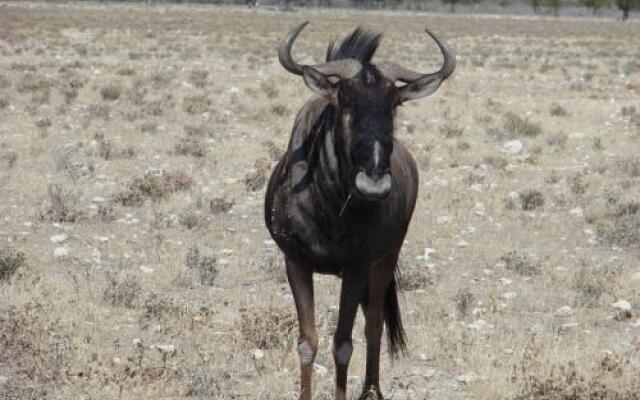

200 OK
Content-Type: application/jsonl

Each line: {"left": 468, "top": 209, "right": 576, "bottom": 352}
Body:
{"left": 325, "top": 27, "right": 382, "bottom": 64}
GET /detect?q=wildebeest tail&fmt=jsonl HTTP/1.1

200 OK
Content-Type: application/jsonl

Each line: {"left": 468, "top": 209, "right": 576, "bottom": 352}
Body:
{"left": 384, "top": 272, "right": 406, "bottom": 358}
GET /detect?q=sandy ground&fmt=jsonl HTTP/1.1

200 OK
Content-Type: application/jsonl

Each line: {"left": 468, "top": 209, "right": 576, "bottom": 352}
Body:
{"left": 1, "top": 2, "right": 640, "bottom": 399}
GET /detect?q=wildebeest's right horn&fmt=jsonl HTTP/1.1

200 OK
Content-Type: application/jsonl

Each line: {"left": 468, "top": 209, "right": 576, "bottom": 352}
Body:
{"left": 278, "top": 22, "right": 362, "bottom": 80}
{"left": 377, "top": 29, "right": 456, "bottom": 101}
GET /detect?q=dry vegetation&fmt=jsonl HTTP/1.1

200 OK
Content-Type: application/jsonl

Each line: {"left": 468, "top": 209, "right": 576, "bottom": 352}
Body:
{"left": 0, "top": 2, "right": 639, "bottom": 399}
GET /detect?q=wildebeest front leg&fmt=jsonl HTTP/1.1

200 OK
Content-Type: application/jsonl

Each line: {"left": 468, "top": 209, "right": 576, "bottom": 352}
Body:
{"left": 286, "top": 258, "right": 317, "bottom": 400}
{"left": 334, "top": 267, "right": 368, "bottom": 400}
{"left": 360, "top": 263, "right": 395, "bottom": 400}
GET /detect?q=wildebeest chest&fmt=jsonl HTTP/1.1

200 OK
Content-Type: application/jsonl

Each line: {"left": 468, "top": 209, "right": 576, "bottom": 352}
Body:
{"left": 270, "top": 191, "right": 403, "bottom": 274}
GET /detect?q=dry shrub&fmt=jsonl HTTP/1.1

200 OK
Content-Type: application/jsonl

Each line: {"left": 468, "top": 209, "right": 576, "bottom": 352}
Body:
{"left": 483, "top": 155, "right": 508, "bottom": 170}
{"left": 104, "top": 274, "right": 141, "bottom": 308}
{"left": 238, "top": 306, "right": 296, "bottom": 350}
{"left": 0, "top": 303, "right": 72, "bottom": 396}
{"left": 88, "top": 134, "right": 136, "bottom": 160}
{"left": 179, "top": 211, "right": 209, "bottom": 230}
{"left": 38, "top": 183, "right": 84, "bottom": 223}
{"left": 183, "top": 94, "right": 211, "bottom": 115}
{"left": 454, "top": 287, "right": 474, "bottom": 317}
{"left": 188, "top": 68, "right": 209, "bottom": 88}
{"left": 439, "top": 123, "right": 464, "bottom": 138}
{"left": 263, "top": 140, "right": 284, "bottom": 161}
{"left": 595, "top": 201, "right": 640, "bottom": 249}
{"left": 0, "top": 245, "right": 27, "bottom": 281}
{"left": 16, "top": 73, "right": 51, "bottom": 93}
{"left": 209, "top": 197, "right": 234, "bottom": 215}
{"left": 0, "top": 95, "right": 9, "bottom": 109}
{"left": 140, "top": 293, "right": 190, "bottom": 324}
{"left": 115, "top": 170, "right": 193, "bottom": 206}
{"left": 549, "top": 103, "right": 568, "bottom": 116}
{"left": 244, "top": 158, "right": 270, "bottom": 192}
{"left": 1, "top": 151, "right": 17, "bottom": 169}
{"left": 184, "top": 365, "right": 218, "bottom": 398}
{"left": 174, "top": 137, "right": 208, "bottom": 158}
{"left": 100, "top": 82, "right": 122, "bottom": 101}
{"left": 617, "top": 157, "right": 640, "bottom": 178}
{"left": 401, "top": 266, "right": 434, "bottom": 291}
{"left": 501, "top": 251, "right": 541, "bottom": 276}
{"left": 503, "top": 112, "right": 542, "bottom": 137}
{"left": 185, "top": 246, "right": 217, "bottom": 287}
{"left": 573, "top": 260, "right": 623, "bottom": 307}
{"left": 513, "top": 338, "right": 640, "bottom": 400}
{"left": 519, "top": 189, "right": 545, "bottom": 211}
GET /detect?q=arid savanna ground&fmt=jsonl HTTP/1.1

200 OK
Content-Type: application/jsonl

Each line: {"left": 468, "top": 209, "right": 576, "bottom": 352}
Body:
{"left": 1, "top": 2, "right": 640, "bottom": 399}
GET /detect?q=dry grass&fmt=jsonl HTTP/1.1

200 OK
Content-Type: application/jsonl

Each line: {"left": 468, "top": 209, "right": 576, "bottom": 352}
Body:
{"left": 1, "top": 3, "right": 639, "bottom": 399}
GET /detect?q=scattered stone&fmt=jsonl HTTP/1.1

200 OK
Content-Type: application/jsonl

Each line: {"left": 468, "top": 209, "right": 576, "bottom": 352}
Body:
{"left": 613, "top": 299, "right": 632, "bottom": 311}
{"left": 631, "top": 272, "right": 640, "bottom": 282}
{"left": 613, "top": 299, "right": 633, "bottom": 320}
{"left": 155, "top": 344, "right": 177, "bottom": 356}
{"left": 499, "top": 277, "right": 512, "bottom": 286}
{"left": 558, "top": 323, "right": 578, "bottom": 334}
{"left": 456, "top": 374, "right": 476, "bottom": 385}
{"left": 53, "top": 246, "right": 69, "bottom": 258}
{"left": 501, "top": 292, "right": 517, "bottom": 300}
{"left": 569, "top": 207, "right": 584, "bottom": 217}
{"left": 554, "top": 306, "right": 573, "bottom": 318}
{"left": 314, "top": 363, "right": 328, "bottom": 376}
{"left": 92, "top": 197, "right": 106, "bottom": 203}
{"left": 570, "top": 131, "right": 585, "bottom": 139}
{"left": 249, "top": 349, "right": 264, "bottom": 360}
{"left": 457, "top": 240, "right": 469, "bottom": 248}
{"left": 503, "top": 139, "right": 523, "bottom": 154}
{"left": 140, "top": 265, "right": 155, "bottom": 274}
{"left": 50, "top": 233, "right": 68, "bottom": 243}
{"left": 472, "top": 202, "right": 485, "bottom": 216}
{"left": 0, "top": 376, "right": 7, "bottom": 386}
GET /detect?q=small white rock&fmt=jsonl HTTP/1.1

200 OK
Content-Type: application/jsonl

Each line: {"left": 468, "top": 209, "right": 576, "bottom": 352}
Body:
{"left": 503, "top": 140, "right": 523, "bottom": 154}
{"left": 250, "top": 349, "right": 264, "bottom": 360}
{"left": 555, "top": 306, "right": 574, "bottom": 318}
{"left": 569, "top": 207, "right": 583, "bottom": 217}
{"left": 92, "top": 197, "right": 106, "bottom": 203}
{"left": 457, "top": 240, "right": 469, "bottom": 248}
{"left": 499, "top": 277, "right": 513, "bottom": 286}
{"left": 50, "top": 233, "right": 68, "bottom": 243}
{"left": 612, "top": 300, "right": 632, "bottom": 311}
{"left": 456, "top": 374, "right": 476, "bottom": 385}
{"left": 140, "top": 265, "right": 155, "bottom": 274}
{"left": 501, "top": 292, "right": 517, "bottom": 300}
{"left": 570, "top": 131, "right": 585, "bottom": 139}
{"left": 313, "top": 363, "right": 328, "bottom": 376}
{"left": 631, "top": 272, "right": 640, "bottom": 282}
{"left": 155, "top": 344, "right": 177, "bottom": 356}
{"left": 53, "top": 247, "right": 69, "bottom": 258}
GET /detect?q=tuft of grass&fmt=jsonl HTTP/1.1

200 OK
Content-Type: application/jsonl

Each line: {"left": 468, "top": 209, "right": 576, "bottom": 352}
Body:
{"left": 573, "top": 260, "right": 623, "bottom": 307}
{"left": 185, "top": 246, "right": 217, "bottom": 287}
{"left": 549, "top": 103, "right": 568, "bottom": 117}
{"left": 183, "top": 94, "right": 211, "bottom": 115}
{"left": 115, "top": 170, "right": 193, "bottom": 206}
{"left": 0, "top": 246, "right": 27, "bottom": 281}
{"left": 38, "top": 183, "right": 83, "bottom": 223}
{"left": 501, "top": 251, "right": 541, "bottom": 277}
{"left": 595, "top": 201, "right": 640, "bottom": 248}
{"left": 401, "top": 267, "right": 434, "bottom": 291}
{"left": 439, "top": 123, "right": 464, "bottom": 138}
{"left": 103, "top": 274, "right": 141, "bottom": 308}
{"left": 188, "top": 68, "right": 209, "bottom": 88}
{"left": 238, "top": 306, "right": 296, "bottom": 350}
{"left": 184, "top": 366, "right": 218, "bottom": 398}
{"left": 519, "top": 189, "right": 545, "bottom": 211}
{"left": 244, "top": 158, "right": 270, "bottom": 192}
{"left": 209, "top": 197, "right": 234, "bottom": 215}
{"left": 454, "top": 288, "right": 474, "bottom": 317}
{"left": 100, "top": 82, "right": 122, "bottom": 101}
{"left": 503, "top": 112, "right": 542, "bottom": 137}
{"left": 174, "top": 137, "right": 208, "bottom": 158}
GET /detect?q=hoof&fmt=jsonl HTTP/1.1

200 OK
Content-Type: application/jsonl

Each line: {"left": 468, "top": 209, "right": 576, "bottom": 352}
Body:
{"left": 359, "top": 386, "right": 383, "bottom": 400}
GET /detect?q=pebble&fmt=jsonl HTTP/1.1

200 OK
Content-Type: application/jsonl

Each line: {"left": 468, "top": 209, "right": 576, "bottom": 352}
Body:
{"left": 499, "top": 277, "right": 512, "bottom": 286}
{"left": 472, "top": 202, "right": 485, "bottom": 216}
{"left": 612, "top": 300, "right": 632, "bottom": 311}
{"left": 140, "top": 266, "right": 155, "bottom": 274}
{"left": 92, "top": 197, "right": 106, "bottom": 203}
{"left": 313, "top": 363, "right": 328, "bottom": 376}
{"left": 0, "top": 376, "right": 7, "bottom": 385}
{"left": 501, "top": 292, "right": 517, "bottom": 300}
{"left": 250, "top": 349, "right": 264, "bottom": 360}
{"left": 503, "top": 139, "right": 523, "bottom": 154}
{"left": 456, "top": 374, "right": 476, "bottom": 385}
{"left": 155, "top": 344, "right": 177, "bottom": 356}
{"left": 558, "top": 323, "right": 578, "bottom": 334}
{"left": 569, "top": 207, "right": 583, "bottom": 217}
{"left": 457, "top": 240, "right": 469, "bottom": 248}
{"left": 53, "top": 247, "right": 69, "bottom": 258}
{"left": 50, "top": 234, "right": 68, "bottom": 243}
{"left": 631, "top": 272, "right": 640, "bottom": 282}
{"left": 570, "top": 131, "right": 585, "bottom": 139}
{"left": 554, "top": 306, "right": 573, "bottom": 318}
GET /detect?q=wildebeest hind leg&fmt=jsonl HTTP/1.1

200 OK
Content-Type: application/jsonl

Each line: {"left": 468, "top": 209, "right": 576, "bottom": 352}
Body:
{"left": 286, "top": 258, "right": 317, "bottom": 400}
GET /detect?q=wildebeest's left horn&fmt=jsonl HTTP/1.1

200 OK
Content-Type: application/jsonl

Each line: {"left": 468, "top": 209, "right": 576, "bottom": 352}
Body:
{"left": 279, "top": 22, "right": 362, "bottom": 79}
{"left": 377, "top": 29, "right": 456, "bottom": 100}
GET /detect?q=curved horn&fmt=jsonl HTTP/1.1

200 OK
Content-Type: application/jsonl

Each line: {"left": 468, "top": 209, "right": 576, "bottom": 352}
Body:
{"left": 278, "top": 21, "right": 309, "bottom": 76}
{"left": 278, "top": 22, "right": 362, "bottom": 79}
{"left": 377, "top": 29, "right": 456, "bottom": 83}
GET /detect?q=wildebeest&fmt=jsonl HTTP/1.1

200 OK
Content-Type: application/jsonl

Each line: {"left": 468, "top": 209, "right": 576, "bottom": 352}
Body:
{"left": 264, "top": 22, "right": 455, "bottom": 400}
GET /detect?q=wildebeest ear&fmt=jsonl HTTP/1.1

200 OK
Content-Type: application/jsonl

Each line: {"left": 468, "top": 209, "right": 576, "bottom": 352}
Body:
{"left": 302, "top": 66, "right": 337, "bottom": 100}
{"left": 398, "top": 74, "right": 443, "bottom": 102}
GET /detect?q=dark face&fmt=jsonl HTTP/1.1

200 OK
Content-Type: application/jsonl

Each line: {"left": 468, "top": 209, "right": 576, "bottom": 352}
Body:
{"left": 337, "top": 65, "right": 400, "bottom": 200}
